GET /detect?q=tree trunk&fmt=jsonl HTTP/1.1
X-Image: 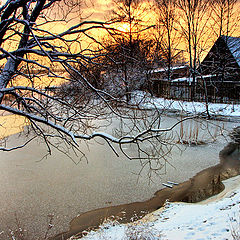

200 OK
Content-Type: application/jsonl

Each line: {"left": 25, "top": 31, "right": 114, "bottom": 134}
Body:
{"left": 0, "top": 58, "right": 17, "bottom": 103}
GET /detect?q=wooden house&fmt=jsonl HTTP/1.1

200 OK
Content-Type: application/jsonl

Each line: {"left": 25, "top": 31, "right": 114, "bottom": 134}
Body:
{"left": 151, "top": 65, "right": 189, "bottom": 81}
{"left": 197, "top": 36, "right": 240, "bottom": 102}
{"left": 149, "top": 36, "right": 240, "bottom": 103}
{"left": 151, "top": 65, "right": 190, "bottom": 98}
{"left": 199, "top": 35, "right": 240, "bottom": 81}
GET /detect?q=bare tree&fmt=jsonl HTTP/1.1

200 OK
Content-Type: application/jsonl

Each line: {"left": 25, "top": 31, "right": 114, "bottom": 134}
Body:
{"left": 103, "top": 0, "right": 154, "bottom": 102}
{"left": 99, "top": 35, "right": 156, "bottom": 99}
{"left": 176, "top": 0, "right": 210, "bottom": 100}
{"left": 0, "top": 0, "right": 119, "bottom": 155}
{"left": 154, "top": 0, "right": 183, "bottom": 80}
{"left": 209, "top": 0, "right": 239, "bottom": 38}
{"left": 0, "top": 0, "right": 193, "bottom": 177}
{"left": 110, "top": 0, "right": 151, "bottom": 44}
{"left": 0, "top": 0, "right": 112, "bottom": 153}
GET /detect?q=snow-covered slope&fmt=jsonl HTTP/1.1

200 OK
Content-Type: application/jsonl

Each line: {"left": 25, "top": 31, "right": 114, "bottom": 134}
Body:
{"left": 72, "top": 176, "right": 240, "bottom": 240}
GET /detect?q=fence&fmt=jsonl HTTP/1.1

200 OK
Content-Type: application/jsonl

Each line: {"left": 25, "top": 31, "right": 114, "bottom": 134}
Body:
{"left": 152, "top": 79, "right": 240, "bottom": 104}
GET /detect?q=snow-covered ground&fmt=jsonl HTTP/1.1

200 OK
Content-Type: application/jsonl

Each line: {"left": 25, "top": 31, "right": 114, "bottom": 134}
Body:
{"left": 71, "top": 176, "right": 240, "bottom": 240}
{"left": 131, "top": 91, "right": 240, "bottom": 119}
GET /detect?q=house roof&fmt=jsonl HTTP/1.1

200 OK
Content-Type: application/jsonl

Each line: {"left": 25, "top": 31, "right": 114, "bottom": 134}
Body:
{"left": 221, "top": 35, "right": 240, "bottom": 67}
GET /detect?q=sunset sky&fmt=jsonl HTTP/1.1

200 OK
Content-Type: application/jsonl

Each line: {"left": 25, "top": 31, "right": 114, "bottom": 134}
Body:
{"left": 1, "top": 0, "right": 240, "bottom": 70}
{"left": 81, "top": 0, "right": 115, "bottom": 21}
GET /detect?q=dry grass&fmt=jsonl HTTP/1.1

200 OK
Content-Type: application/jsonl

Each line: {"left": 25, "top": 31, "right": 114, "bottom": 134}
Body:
{"left": 230, "top": 210, "right": 240, "bottom": 240}
{"left": 176, "top": 119, "right": 221, "bottom": 146}
{"left": 125, "top": 223, "right": 162, "bottom": 240}
{"left": 6, "top": 213, "right": 54, "bottom": 240}
{"left": 230, "top": 127, "right": 240, "bottom": 144}
{"left": 71, "top": 216, "right": 163, "bottom": 240}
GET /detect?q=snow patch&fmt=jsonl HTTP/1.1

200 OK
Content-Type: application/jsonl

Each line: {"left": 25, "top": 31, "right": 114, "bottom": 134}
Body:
{"left": 131, "top": 91, "right": 240, "bottom": 118}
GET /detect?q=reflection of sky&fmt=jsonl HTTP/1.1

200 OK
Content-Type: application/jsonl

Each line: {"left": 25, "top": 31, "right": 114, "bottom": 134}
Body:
{"left": 0, "top": 114, "right": 29, "bottom": 139}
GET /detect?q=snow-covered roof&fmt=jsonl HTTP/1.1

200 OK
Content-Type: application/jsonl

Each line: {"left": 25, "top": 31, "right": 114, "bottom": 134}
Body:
{"left": 171, "top": 77, "right": 192, "bottom": 82}
{"left": 222, "top": 35, "right": 240, "bottom": 67}
{"left": 170, "top": 74, "right": 216, "bottom": 83}
{"left": 151, "top": 65, "right": 188, "bottom": 73}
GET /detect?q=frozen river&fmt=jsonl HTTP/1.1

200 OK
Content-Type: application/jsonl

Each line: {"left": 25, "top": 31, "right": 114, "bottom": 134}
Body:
{"left": 0, "top": 115, "right": 238, "bottom": 239}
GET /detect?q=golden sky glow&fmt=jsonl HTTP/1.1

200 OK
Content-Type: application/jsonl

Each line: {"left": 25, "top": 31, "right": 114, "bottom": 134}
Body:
{"left": 116, "top": 22, "right": 131, "bottom": 32}
{"left": 1, "top": 0, "right": 240, "bottom": 71}
{"left": 1, "top": 0, "right": 239, "bottom": 137}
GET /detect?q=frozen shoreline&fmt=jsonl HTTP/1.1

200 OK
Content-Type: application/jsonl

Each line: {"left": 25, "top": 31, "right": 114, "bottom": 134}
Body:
{"left": 72, "top": 170, "right": 240, "bottom": 240}
{"left": 52, "top": 142, "right": 240, "bottom": 240}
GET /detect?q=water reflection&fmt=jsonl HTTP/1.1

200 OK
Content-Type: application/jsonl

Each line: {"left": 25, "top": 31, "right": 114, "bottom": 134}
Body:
{"left": 0, "top": 113, "right": 237, "bottom": 239}
{"left": 0, "top": 113, "right": 29, "bottom": 139}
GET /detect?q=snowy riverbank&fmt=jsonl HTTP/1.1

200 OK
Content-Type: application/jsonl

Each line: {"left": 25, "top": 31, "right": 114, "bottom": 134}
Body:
{"left": 131, "top": 91, "right": 240, "bottom": 121}
{"left": 71, "top": 175, "right": 240, "bottom": 240}
{"left": 67, "top": 93, "right": 240, "bottom": 240}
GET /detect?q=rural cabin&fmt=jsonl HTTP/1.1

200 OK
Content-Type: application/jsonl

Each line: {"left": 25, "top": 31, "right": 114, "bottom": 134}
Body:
{"left": 197, "top": 35, "right": 240, "bottom": 102}
{"left": 151, "top": 65, "right": 191, "bottom": 100}
{"left": 151, "top": 36, "right": 240, "bottom": 103}
{"left": 199, "top": 35, "right": 240, "bottom": 81}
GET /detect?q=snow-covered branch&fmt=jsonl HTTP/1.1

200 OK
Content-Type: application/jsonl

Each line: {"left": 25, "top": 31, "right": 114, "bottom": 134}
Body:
{"left": 0, "top": 0, "right": 195, "bottom": 171}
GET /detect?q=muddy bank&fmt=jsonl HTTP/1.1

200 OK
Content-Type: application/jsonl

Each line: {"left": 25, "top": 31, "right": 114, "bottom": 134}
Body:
{"left": 52, "top": 142, "right": 240, "bottom": 240}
